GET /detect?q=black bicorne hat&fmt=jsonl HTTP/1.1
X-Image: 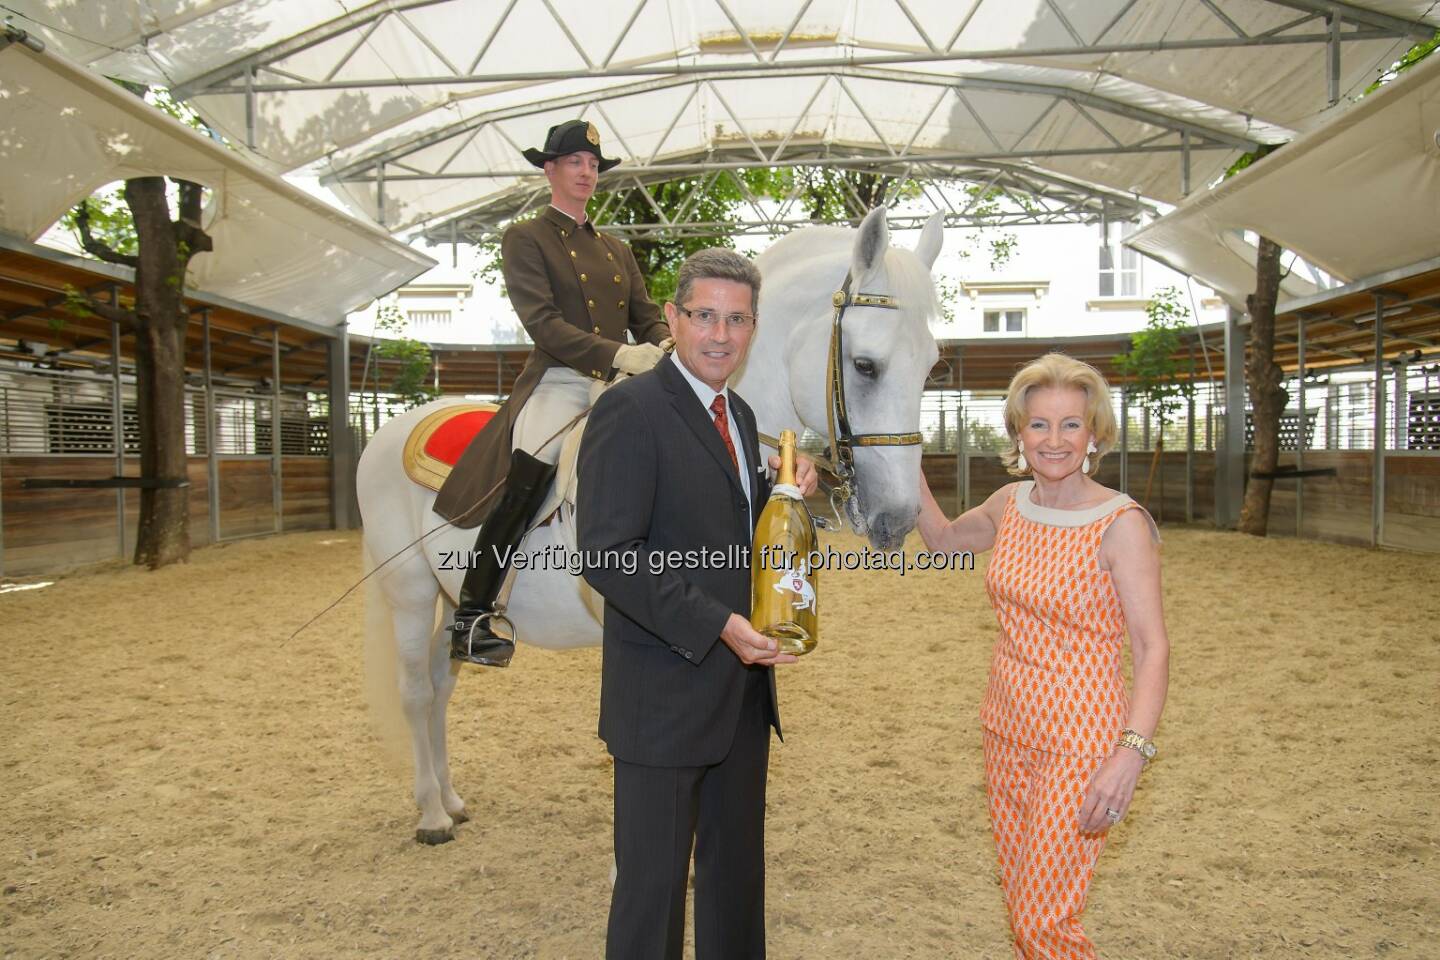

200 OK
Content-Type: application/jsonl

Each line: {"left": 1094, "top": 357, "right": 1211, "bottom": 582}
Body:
{"left": 522, "top": 119, "right": 621, "bottom": 172}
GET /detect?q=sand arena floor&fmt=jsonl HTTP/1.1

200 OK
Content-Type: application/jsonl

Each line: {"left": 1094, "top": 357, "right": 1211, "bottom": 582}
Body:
{"left": 2, "top": 526, "right": 1437, "bottom": 959}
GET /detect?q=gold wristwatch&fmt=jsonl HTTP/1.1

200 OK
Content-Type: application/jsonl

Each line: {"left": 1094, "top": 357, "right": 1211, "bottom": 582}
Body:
{"left": 1116, "top": 728, "right": 1157, "bottom": 763}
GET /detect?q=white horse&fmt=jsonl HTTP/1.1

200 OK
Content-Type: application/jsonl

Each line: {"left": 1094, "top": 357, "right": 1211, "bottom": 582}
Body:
{"left": 358, "top": 207, "right": 943, "bottom": 843}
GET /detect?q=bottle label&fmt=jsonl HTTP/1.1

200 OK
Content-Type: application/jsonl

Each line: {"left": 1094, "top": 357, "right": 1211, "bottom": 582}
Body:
{"left": 769, "top": 560, "right": 816, "bottom": 612}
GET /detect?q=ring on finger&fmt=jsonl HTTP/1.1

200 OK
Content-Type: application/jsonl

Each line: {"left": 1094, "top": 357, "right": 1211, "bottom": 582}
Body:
{"left": 1104, "top": 807, "right": 1122, "bottom": 823}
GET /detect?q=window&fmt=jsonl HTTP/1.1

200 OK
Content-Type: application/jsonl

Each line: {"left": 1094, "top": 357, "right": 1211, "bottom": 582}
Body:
{"left": 407, "top": 309, "right": 452, "bottom": 334}
{"left": 1098, "top": 225, "right": 1140, "bottom": 297}
{"left": 983, "top": 309, "right": 1025, "bottom": 334}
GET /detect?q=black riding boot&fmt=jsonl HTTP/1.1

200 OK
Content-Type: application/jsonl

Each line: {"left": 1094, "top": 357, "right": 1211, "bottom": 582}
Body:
{"left": 450, "top": 448, "right": 557, "bottom": 667}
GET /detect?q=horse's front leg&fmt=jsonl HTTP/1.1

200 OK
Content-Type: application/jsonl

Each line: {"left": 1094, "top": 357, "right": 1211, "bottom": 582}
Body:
{"left": 395, "top": 602, "right": 456, "bottom": 845}
{"left": 429, "top": 596, "right": 467, "bottom": 826}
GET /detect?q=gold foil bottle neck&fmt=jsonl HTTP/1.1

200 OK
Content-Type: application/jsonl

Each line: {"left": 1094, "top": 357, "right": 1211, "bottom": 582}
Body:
{"left": 776, "top": 429, "right": 797, "bottom": 487}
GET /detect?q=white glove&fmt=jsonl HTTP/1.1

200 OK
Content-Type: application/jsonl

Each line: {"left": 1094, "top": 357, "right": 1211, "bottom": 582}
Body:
{"left": 613, "top": 342, "right": 666, "bottom": 375}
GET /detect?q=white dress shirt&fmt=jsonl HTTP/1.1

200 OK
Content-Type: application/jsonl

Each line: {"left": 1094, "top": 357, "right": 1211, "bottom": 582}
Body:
{"left": 670, "top": 352, "right": 751, "bottom": 525}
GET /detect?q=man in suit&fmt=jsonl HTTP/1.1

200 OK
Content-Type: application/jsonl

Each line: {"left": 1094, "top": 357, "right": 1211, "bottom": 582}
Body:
{"left": 577, "top": 248, "right": 817, "bottom": 960}
{"left": 434, "top": 119, "right": 671, "bottom": 668}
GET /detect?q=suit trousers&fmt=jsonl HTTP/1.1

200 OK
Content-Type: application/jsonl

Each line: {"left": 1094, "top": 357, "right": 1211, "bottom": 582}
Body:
{"left": 607, "top": 668, "right": 771, "bottom": 960}
{"left": 983, "top": 730, "right": 1109, "bottom": 960}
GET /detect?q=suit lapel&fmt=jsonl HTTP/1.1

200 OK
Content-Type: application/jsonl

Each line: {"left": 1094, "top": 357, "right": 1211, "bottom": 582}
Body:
{"left": 659, "top": 360, "right": 746, "bottom": 498}
{"left": 729, "top": 397, "right": 767, "bottom": 522}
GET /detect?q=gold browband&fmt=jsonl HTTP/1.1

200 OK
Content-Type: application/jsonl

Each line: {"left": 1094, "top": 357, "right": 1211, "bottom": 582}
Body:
{"left": 831, "top": 290, "right": 899, "bottom": 309}
{"left": 852, "top": 433, "right": 923, "bottom": 446}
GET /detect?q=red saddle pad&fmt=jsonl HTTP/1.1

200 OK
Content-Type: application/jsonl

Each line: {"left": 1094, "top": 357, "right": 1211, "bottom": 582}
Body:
{"left": 424, "top": 409, "right": 496, "bottom": 467}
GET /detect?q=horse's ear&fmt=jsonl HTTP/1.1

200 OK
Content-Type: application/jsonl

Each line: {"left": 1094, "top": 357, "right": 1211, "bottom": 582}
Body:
{"left": 915, "top": 211, "right": 944, "bottom": 269}
{"left": 851, "top": 206, "right": 889, "bottom": 279}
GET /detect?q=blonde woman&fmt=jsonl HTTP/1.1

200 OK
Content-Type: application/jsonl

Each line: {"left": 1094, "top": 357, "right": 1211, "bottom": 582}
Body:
{"left": 918, "top": 353, "right": 1169, "bottom": 959}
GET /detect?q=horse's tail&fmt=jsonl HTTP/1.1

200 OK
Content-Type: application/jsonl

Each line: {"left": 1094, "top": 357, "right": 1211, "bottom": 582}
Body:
{"left": 362, "top": 540, "right": 412, "bottom": 773}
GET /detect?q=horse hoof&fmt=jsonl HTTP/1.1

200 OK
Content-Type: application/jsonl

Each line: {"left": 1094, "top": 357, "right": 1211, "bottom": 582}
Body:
{"left": 449, "top": 810, "right": 470, "bottom": 825}
{"left": 415, "top": 827, "right": 454, "bottom": 845}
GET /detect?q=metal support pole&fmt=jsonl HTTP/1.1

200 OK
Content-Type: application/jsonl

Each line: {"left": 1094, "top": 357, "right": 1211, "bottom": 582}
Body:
{"left": 376, "top": 162, "right": 387, "bottom": 227}
{"left": 272, "top": 326, "right": 283, "bottom": 534}
{"left": 1327, "top": 382, "right": 1338, "bottom": 450}
{"left": 1206, "top": 387, "right": 1213, "bottom": 450}
{"left": 328, "top": 321, "right": 357, "bottom": 530}
{"left": 1327, "top": 13, "right": 1342, "bottom": 107}
{"left": 1218, "top": 305, "right": 1246, "bottom": 528}
{"left": 1185, "top": 387, "right": 1195, "bottom": 523}
{"left": 110, "top": 317, "right": 126, "bottom": 558}
{"left": 1394, "top": 356, "right": 1406, "bottom": 450}
{"left": 1180, "top": 129, "right": 1191, "bottom": 197}
{"left": 1372, "top": 294, "right": 1384, "bottom": 546}
{"left": 202, "top": 309, "right": 220, "bottom": 544}
{"left": 245, "top": 67, "right": 257, "bottom": 148}
{"left": 1296, "top": 317, "right": 1306, "bottom": 536}
{"left": 1119, "top": 386, "right": 1129, "bottom": 494}
{"left": 956, "top": 346, "right": 967, "bottom": 512}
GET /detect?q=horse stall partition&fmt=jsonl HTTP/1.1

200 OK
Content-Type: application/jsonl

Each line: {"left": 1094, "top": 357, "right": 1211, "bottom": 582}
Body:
{"left": 1383, "top": 453, "right": 1440, "bottom": 551}
{"left": 1, "top": 367, "right": 332, "bottom": 577}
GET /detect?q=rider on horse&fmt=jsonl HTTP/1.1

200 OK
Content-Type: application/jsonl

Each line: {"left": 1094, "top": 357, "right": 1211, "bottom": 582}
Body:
{"left": 431, "top": 119, "right": 671, "bottom": 668}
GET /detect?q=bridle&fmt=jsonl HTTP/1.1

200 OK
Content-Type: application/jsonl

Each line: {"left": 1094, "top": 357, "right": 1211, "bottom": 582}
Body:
{"left": 760, "top": 270, "right": 924, "bottom": 515}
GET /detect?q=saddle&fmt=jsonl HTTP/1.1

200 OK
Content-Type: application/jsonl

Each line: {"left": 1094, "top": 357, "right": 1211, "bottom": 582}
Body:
{"left": 402, "top": 401, "right": 588, "bottom": 548}
{"left": 402, "top": 403, "right": 500, "bottom": 492}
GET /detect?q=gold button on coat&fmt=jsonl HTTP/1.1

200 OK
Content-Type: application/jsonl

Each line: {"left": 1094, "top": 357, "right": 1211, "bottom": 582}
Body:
{"left": 606, "top": 252, "right": 614, "bottom": 260}
{"left": 592, "top": 325, "right": 600, "bottom": 333}
{"left": 613, "top": 274, "right": 622, "bottom": 283}
{"left": 618, "top": 300, "right": 626, "bottom": 308}
{"left": 570, "top": 250, "right": 577, "bottom": 258}
{"left": 580, "top": 273, "right": 588, "bottom": 282}
{"left": 587, "top": 299, "right": 595, "bottom": 308}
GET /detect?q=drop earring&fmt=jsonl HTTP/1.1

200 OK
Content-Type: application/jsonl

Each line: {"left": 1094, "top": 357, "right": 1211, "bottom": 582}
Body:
{"left": 1082, "top": 439, "right": 1097, "bottom": 475}
{"left": 1017, "top": 439, "right": 1029, "bottom": 472}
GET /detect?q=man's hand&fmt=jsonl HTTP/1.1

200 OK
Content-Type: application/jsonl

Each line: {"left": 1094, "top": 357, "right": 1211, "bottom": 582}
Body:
{"left": 613, "top": 342, "right": 665, "bottom": 375}
{"left": 719, "top": 613, "right": 798, "bottom": 667}
{"left": 767, "top": 453, "right": 820, "bottom": 497}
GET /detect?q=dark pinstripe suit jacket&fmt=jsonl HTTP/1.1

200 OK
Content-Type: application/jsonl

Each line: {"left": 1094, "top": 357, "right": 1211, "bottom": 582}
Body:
{"left": 576, "top": 357, "right": 780, "bottom": 767}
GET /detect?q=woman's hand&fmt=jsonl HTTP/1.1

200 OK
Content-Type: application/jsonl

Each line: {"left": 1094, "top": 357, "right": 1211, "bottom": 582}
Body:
{"left": 1077, "top": 748, "right": 1146, "bottom": 833}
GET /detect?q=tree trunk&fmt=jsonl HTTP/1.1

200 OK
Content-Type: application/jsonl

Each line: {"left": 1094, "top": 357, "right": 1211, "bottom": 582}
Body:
{"left": 125, "top": 176, "right": 211, "bottom": 568}
{"left": 1239, "top": 236, "right": 1288, "bottom": 536}
{"left": 1143, "top": 432, "right": 1164, "bottom": 513}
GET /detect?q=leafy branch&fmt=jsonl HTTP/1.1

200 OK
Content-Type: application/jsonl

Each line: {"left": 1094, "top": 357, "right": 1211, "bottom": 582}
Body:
{"left": 373, "top": 301, "right": 439, "bottom": 409}
{"left": 1114, "top": 286, "right": 1196, "bottom": 423}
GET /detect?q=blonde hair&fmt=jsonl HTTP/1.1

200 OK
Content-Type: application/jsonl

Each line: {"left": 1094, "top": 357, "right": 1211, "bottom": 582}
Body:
{"left": 1000, "top": 353, "right": 1117, "bottom": 477}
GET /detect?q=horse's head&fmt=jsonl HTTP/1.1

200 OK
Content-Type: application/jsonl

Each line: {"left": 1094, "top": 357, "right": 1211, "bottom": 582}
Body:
{"left": 780, "top": 208, "right": 942, "bottom": 550}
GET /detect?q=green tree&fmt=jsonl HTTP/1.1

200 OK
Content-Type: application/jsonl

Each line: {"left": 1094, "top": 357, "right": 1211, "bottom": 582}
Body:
{"left": 57, "top": 84, "right": 218, "bottom": 569}
{"left": 1364, "top": 28, "right": 1439, "bottom": 94}
{"left": 370, "top": 301, "right": 439, "bottom": 409}
{"left": 1114, "top": 286, "right": 1195, "bottom": 517}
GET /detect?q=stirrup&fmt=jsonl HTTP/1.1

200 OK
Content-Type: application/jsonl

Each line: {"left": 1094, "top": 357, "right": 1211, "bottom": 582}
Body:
{"left": 450, "top": 609, "right": 517, "bottom": 668}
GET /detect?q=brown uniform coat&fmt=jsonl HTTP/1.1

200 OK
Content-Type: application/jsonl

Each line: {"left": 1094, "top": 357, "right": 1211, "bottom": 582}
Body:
{"left": 432, "top": 206, "right": 669, "bottom": 527}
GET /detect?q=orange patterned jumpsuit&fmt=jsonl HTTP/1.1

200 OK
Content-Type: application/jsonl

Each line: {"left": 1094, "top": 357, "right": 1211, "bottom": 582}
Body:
{"left": 981, "top": 481, "right": 1150, "bottom": 959}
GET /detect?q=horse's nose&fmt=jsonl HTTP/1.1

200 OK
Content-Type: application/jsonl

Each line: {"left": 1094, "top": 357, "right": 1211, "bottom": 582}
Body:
{"left": 869, "top": 508, "right": 916, "bottom": 551}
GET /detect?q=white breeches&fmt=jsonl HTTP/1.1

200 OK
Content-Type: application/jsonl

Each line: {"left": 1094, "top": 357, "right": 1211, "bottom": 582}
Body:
{"left": 510, "top": 367, "right": 603, "bottom": 464}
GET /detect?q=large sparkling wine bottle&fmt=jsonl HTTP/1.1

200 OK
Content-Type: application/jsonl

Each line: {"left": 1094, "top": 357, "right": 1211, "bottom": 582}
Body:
{"left": 750, "top": 430, "right": 819, "bottom": 655}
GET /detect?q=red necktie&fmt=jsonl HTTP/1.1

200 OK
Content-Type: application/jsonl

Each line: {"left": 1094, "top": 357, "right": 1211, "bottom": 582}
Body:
{"left": 709, "top": 394, "right": 739, "bottom": 471}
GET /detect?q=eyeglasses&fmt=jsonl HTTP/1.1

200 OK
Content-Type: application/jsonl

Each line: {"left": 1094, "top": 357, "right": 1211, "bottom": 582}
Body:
{"left": 678, "top": 307, "right": 756, "bottom": 330}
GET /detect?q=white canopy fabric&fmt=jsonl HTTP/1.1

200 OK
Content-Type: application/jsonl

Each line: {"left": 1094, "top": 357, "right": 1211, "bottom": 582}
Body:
{"left": 1127, "top": 49, "right": 1440, "bottom": 305}
{"left": 7, "top": 0, "right": 1437, "bottom": 238}
{"left": 0, "top": 41, "right": 434, "bottom": 326}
